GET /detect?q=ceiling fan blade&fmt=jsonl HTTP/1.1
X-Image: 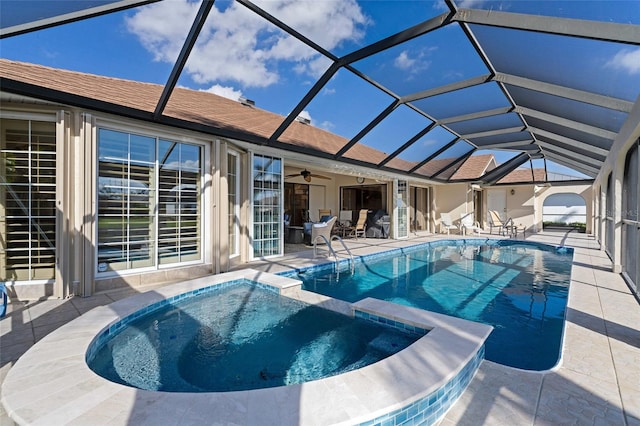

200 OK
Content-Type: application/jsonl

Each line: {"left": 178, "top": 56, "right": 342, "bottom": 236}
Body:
{"left": 284, "top": 170, "right": 330, "bottom": 180}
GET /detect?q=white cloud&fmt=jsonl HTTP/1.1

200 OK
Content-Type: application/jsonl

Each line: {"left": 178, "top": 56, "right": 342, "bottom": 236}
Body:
{"left": 422, "top": 138, "right": 438, "bottom": 147}
{"left": 125, "top": 1, "right": 199, "bottom": 62}
{"left": 394, "top": 51, "right": 416, "bottom": 70}
{"left": 607, "top": 48, "right": 640, "bottom": 75}
{"left": 432, "top": 0, "right": 449, "bottom": 12}
{"left": 393, "top": 49, "right": 432, "bottom": 74}
{"left": 432, "top": 0, "right": 489, "bottom": 11}
{"left": 457, "top": 0, "right": 490, "bottom": 8}
{"left": 319, "top": 120, "right": 335, "bottom": 131}
{"left": 200, "top": 84, "right": 243, "bottom": 100}
{"left": 126, "top": 0, "right": 367, "bottom": 88}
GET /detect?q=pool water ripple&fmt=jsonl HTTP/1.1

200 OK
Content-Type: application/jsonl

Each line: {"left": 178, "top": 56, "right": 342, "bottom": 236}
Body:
{"left": 88, "top": 282, "right": 421, "bottom": 392}
{"left": 296, "top": 241, "right": 573, "bottom": 370}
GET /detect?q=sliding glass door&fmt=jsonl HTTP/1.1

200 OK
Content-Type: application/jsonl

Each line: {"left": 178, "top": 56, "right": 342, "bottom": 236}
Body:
{"left": 251, "top": 153, "right": 282, "bottom": 258}
{"left": 97, "top": 128, "right": 203, "bottom": 274}
{"left": 0, "top": 118, "right": 57, "bottom": 282}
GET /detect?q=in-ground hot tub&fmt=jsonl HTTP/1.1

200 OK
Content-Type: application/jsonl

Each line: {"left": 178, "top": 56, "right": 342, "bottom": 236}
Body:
{"left": 87, "top": 281, "right": 424, "bottom": 392}
{"left": 2, "top": 269, "right": 492, "bottom": 425}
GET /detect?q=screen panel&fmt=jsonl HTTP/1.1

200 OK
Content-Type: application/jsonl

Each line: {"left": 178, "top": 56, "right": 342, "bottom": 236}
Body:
{"left": 351, "top": 23, "right": 489, "bottom": 97}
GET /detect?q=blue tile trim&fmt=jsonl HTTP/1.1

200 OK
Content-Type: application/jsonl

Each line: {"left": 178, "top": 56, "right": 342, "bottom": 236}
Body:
{"left": 357, "top": 346, "right": 485, "bottom": 426}
{"left": 86, "top": 278, "right": 277, "bottom": 362}
{"left": 354, "top": 310, "right": 428, "bottom": 337}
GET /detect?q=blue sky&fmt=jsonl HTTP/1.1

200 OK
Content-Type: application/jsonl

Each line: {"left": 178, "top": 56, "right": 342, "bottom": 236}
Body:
{"left": 2, "top": 0, "right": 639, "bottom": 179}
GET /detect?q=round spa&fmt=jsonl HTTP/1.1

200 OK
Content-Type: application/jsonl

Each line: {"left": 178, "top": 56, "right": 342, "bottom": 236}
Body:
{"left": 87, "top": 282, "right": 421, "bottom": 392}
{"left": 1, "top": 269, "right": 492, "bottom": 425}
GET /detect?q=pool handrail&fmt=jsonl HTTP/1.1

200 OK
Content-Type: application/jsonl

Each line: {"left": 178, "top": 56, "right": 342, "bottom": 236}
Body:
{"left": 313, "top": 234, "right": 355, "bottom": 279}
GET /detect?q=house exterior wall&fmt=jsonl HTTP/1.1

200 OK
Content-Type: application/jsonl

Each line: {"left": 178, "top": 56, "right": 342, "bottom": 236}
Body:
{"left": 542, "top": 193, "right": 587, "bottom": 224}
{"left": 433, "top": 183, "right": 593, "bottom": 236}
{"left": 1, "top": 101, "right": 220, "bottom": 299}
{"left": 433, "top": 183, "right": 470, "bottom": 232}
{"left": 593, "top": 94, "right": 640, "bottom": 274}
{"left": 1, "top": 97, "right": 430, "bottom": 300}
{"left": 536, "top": 186, "right": 592, "bottom": 231}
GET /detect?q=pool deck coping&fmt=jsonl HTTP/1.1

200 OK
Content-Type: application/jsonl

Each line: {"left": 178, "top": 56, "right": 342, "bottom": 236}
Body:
{"left": 1, "top": 268, "right": 492, "bottom": 426}
{"left": 1, "top": 231, "right": 639, "bottom": 425}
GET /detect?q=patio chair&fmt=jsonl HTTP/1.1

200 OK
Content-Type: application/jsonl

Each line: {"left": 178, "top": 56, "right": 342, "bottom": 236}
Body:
{"left": 311, "top": 216, "right": 337, "bottom": 246}
{"left": 460, "top": 212, "right": 484, "bottom": 235}
{"left": 338, "top": 210, "right": 352, "bottom": 227}
{"left": 334, "top": 210, "right": 353, "bottom": 237}
{"left": 348, "top": 209, "right": 368, "bottom": 239}
{"left": 439, "top": 212, "right": 459, "bottom": 235}
{"left": 488, "top": 210, "right": 510, "bottom": 235}
{"left": 319, "top": 209, "right": 331, "bottom": 222}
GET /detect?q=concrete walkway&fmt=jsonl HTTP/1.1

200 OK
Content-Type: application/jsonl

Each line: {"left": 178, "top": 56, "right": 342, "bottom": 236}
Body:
{"left": 1, "top": 231, "right": 638, "bottom": 425}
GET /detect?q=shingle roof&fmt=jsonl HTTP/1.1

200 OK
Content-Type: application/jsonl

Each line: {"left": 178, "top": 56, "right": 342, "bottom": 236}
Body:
{"left": 0, "top": 59, "right": 545, "bottom": 184}
{"left": 498, "top": 168, "right": 547, "bottom": 184}
{"left": 0, "top": 59, "right": 420, "bottom": 171}
{"left": 451, "top": 154, "right": 496, "bottom": 180}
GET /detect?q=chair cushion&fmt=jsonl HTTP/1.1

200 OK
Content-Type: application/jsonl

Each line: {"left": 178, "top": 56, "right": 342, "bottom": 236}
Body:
{"left": 319, "top": 215, "right": 332, "bottom": 223}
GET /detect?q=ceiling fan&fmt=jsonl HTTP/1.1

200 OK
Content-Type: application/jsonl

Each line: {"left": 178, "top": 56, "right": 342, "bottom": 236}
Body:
{"left": 285, "top": 169, "right": 331, "bottom": 182}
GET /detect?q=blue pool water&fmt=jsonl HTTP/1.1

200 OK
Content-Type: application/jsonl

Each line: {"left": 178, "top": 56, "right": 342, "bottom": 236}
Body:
{"left": 88, "top": 282, "right": 421, "bottom": 392}
{"left": 295, "top": 240, "right": 573, "bottom": 370}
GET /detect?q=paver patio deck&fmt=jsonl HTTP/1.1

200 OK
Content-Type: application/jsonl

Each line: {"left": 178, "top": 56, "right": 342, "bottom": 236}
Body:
{"left": 1, "top": 231, "right": 638, "bottom": 425}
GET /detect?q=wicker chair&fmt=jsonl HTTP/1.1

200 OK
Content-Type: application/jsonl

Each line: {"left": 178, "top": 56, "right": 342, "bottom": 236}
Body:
{"left": 311, "top": 216, "right": 337, "bottom": 246}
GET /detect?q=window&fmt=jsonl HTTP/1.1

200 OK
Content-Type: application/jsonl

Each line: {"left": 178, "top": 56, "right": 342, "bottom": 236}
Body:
{"left": 0, "top": 118, "right": 56, "bottom": 282}
{"left": 605, "top": 172, "right": 615, "bottom": 259}
{"left": 252, "top": 153, "right": 282, "bottom": 258}
{"left": 622, "top": 139, "right": 639, "bottom": 296}
{"left": 341, "top": 184, "right": 387, "bottom": 212}
{"left": 227, "top": 151, "right": 240, "bottom": 258}
{"left": 284, "top": 183, "right": 309, "bottom": 226}
{"left": 396, "top": 180, "right": 408, "bottom": 238}
{"left": 97, "top": 128, "right": 202, "bottom": 274}
{"left": 158, "top": 141, "right": 201, "bottom": 265}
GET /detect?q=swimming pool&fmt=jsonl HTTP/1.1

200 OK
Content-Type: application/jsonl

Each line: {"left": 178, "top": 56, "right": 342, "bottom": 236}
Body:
{"left": 290, "top": 239, "right": 573, "bottom": 371}
{"left": 87, "top": 282, "right": 422, "bottom": 392}
{"left": 3, "top": 269, "right": 492, "bottom": 425}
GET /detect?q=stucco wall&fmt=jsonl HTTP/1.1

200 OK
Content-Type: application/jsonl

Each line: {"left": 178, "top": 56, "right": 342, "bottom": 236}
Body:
{"left": 433, "top": 183, "right": 472, "bottom": 232}
{"left": 592, "top": 95, "right": 640, "bottom": 271}
{"left": 534, "top": 184, "right": 593, "bottom": 233}
{"left": 433, "top": 183, "right": 593, "bottom": 236}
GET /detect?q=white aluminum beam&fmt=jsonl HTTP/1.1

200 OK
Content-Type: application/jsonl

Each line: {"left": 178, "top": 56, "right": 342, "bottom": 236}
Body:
{"left": 495, "top": 73, "right": 633, "bottom": 113}
{"left": 439, "top": 107, "right": 512, "bottom": 125}
{"left": 462, "top": 126, "right": 524, "bottom": 140}
{"left": 537, "top": 141, "right": 604, "bottom": 167}
{"left": 402, "top": 74, "right": 491, "bottom": 103}
{"left": 453, "top": 8, "right": 640, "bottom": 45}
{"left": 1, "top": 1, "right": 159, "bottom": 38}
{"left": 543, "top": 152, "right": 599, "bottom": 177}
{"left": 516, "top": 106, "right": 618, "bottom": 140}
{"left": 530, "top": 127, "right": 609, "bottom": 157}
